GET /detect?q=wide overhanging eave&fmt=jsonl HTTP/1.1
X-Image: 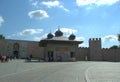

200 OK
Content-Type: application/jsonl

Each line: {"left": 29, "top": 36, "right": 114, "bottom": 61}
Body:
{"left": 39, "top": 40, "right": 83, "bottom": 47}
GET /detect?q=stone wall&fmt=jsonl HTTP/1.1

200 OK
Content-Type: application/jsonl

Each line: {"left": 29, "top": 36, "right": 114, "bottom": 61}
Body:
{"left": 27, "top": 41, "right": 44, "bottom": 59}
{"left": 102, "top": 48, "right": 120, "bottom": 62}
{"left": 6, "top": 39, "right": 28, "bottom": 58}
{"left": 78, "top": 47, "right": 120, "bottom": 62}
{"left": 0, "top": 39, "right": 44, "bottom": 59}
{"left": 77, "top": 47, "right": 89, "bottom": 61}
{"left": 0, "top": 39, "right": 6, "bottom": 56}
{"left": 78, "top": 38, "right": 120, "bottom": 62}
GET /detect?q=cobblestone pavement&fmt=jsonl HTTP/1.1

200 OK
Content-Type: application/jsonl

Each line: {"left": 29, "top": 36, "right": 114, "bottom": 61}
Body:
{"left": 0, "top": 60, "right": 120, "bottom": 82}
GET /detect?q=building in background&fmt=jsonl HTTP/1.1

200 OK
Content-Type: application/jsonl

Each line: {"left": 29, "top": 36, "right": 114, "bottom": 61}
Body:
{"left": 0, "top": 29, "right": 120, "bottom": 62}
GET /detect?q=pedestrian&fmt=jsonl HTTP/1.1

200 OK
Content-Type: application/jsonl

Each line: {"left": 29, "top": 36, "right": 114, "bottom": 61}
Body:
{"left": 5, "top": 56, "right": 9, "bottom": 62}
{"left": 0, "top": 55, "right": 1, "bottom": 62}
{"left": 30, "top": 54, "right": 33, "bottom": 59}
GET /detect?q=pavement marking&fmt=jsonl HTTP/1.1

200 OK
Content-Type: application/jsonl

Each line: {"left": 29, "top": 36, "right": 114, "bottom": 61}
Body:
{"left": 85, "top": 63, "right": 120, "bottom": 82}
{"left": 85, "top": 64, "right": 97, "bottom": 82}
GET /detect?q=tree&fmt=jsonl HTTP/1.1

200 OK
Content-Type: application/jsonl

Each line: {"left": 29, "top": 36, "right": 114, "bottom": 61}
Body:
{"left": 110, "top": 45, "right": 119, "bottom": 49}
{"left": 110, "top": 34, "right": 120, "bottom": 49}
{"left": 118, "top": 34, "right": 120, "bottom": 47}
{"left": 0, "top": 34, "right": 5, "bottom": 39}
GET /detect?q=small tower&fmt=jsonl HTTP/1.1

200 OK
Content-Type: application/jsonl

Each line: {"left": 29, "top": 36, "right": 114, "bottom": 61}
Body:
{"left": 89, "top": 38, "right": 102, "bottom": 61}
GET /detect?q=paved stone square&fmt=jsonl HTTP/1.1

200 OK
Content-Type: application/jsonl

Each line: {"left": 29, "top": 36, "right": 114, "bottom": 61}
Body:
{"left": 0, "top": 60, "right": 120, "bottom": 82}
{"left": 86, "top": 62, "right": 120, "bottom": 82}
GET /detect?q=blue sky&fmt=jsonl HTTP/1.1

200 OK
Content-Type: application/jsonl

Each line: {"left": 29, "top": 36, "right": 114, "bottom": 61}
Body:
{"left": 0, "top": 0, "right": 120, "bottom": 48}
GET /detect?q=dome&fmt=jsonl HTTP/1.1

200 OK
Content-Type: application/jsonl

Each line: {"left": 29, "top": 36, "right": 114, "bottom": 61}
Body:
{"left": 47, "top": 33, "right": 54, "bottom": 39}
{"left": 55, "top": 28, "right": 63, "bottom": 37}
{"left": 69, "top": 34, "right": 76, "bottom": 40}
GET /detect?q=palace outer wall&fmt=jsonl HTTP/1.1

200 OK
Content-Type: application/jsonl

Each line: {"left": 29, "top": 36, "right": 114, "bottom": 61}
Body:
{"left": 0, "top": 38, "right": 120, "bottom": 62}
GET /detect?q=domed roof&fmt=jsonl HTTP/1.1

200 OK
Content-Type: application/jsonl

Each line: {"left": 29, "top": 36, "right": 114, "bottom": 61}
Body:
{"left": 55, "top": 28, "right": 63, "bottom": 37}
{"left": 69, "top": 34, "right": 76, "bottom": 40}
{"left": 47, "top": 33, "right": 54, "bottom": 39}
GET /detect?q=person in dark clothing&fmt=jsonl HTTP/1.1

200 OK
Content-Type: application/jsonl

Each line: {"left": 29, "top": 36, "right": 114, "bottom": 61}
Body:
{"left": 30, "top": 54, "right": 33, "bottom": 59}
{"left": 0, "top": 55, "right": 2, "bottom": 62}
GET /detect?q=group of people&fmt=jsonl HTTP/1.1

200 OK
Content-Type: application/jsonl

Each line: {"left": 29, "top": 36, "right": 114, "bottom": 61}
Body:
{"left": 0, "top": 55, "right": 9, "bottom": 62}
{"left": 26, "top": 54, "right": 33, "bottom": 62}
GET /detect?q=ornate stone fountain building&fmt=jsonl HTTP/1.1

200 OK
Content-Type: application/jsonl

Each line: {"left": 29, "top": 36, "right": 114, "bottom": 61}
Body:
{"left": 39, "top": 28, "right": 82, "bottom": 61}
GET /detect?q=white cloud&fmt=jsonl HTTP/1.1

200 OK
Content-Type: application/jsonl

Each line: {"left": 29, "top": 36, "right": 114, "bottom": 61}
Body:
{"left": 60, "top": 28, "right": 77, "bottom": 35}
{"left": 19, "top": 29, "right": 43, "bottom": 36}
{"left": 34, "top": 36, "right": 41, "bottom": 41}
{"left": 76, "top": 0, "right": 119, "bottom": 6}
{"left": 79, "top": 43, "right": 88, "bottom": 47}
{"left": 41, "top": 0, "right": 69, "bottom": 12}
{"left": 59, "top": 5, "right": 70, "bottom": 12}
{"left": 28, "top": 10, "right": 49, "bottom": 19}
{"left": 102, "top": 35, "right": 118, "bottom": 42}
{"left": 0, "top": 16, "right": 4, "bottom": 27}
{"left": 76, "top": 0, "right": 96, "bottom": 6}
{"left": 29, "top": 0, "right": 39, "bottom": 8}
{"left": 42, "top": 0, "right": 60, "bottom": 8}
{"left": 76, "top": 36, "right": 85, "bottom": 41}
{"left": 95, "top": 0, "right": 119, "bottom": 6}
{"left": 31, "top": 1, "right": 39, "bottom": 7}
{"left": 34, "top": 33, "right": 48, "bottom": 41}
{"left": 7, "top": 34, "right": 16, "bottom": 38}
{"left": 75, "top": 37, "right": 88, "bottom": 47}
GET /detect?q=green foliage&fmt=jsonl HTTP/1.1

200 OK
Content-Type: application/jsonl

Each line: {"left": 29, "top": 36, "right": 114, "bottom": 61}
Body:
{"left": 109, "top": 34, "right": 120, "bottom": 49}
{"left": 110, "top": 45, "right": 119, "bottom": 49}
{"left": 0, "top": 34, "right": 5, "bottom": 39}
{"left": 118, "top": 34, "right": 120, "bottom": 47}
{"left": 118, "top": 34, "right": 120, "bottom": 42}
